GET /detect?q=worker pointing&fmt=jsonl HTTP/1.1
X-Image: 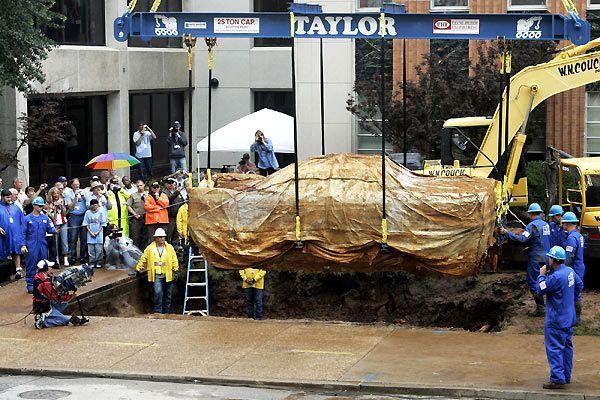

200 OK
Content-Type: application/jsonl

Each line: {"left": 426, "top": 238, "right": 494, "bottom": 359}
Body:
{"left": 502, "top": 203, "right": 551, "bottom": 316}
{"left": 537, "top": 246, "right": 583, "bottom": 390}
{"left": 562, "top": 212, "right": 585, "bottom": 316}
{"left": 547, "top": 205, "right": 566, "bottom": 248}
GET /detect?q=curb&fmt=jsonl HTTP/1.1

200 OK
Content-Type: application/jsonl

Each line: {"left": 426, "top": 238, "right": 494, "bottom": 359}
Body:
{"left": 1, "top": 367, "right": 598, "bottom": 400}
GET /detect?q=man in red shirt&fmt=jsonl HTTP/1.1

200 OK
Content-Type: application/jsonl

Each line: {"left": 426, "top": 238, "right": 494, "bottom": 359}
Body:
{"left": 32, "top": 260, "right": 87, "bottom": 329}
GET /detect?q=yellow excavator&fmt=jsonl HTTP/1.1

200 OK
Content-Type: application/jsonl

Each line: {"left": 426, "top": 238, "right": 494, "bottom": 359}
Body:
{"left": 419, "top": 38, "right": 600, "bottom": 260}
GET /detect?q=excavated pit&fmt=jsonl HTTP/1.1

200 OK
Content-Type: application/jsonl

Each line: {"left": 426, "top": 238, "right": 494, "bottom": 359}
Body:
{"left": 84, "top": 269, "right": 528, "bottom": 331}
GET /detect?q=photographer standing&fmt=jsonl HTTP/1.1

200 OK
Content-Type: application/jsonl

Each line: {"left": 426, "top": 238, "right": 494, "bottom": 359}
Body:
{"left": 250, "top": 130, "right": 279, "bottom": 176}
{"left": 166, "top": 121, "right": 188, "bottom": 174}
{"left": 46, "top": 187, "right": 69, "bottom": 267}
{"left": 65, "top": 178, "right": 88, "bottom": 265}
{"left": 132, "top": 122, "right": 157, "bottom": 181}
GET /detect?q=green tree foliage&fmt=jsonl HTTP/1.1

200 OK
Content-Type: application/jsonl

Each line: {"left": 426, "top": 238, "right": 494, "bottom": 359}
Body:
{"left": 348, "top": 39, "right": 557, "bottom": 159}
{"left": 0, "top": 0, "right": 63, "bottom": 92}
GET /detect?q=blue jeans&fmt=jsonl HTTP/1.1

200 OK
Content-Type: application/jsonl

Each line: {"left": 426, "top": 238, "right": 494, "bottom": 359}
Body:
{"left": 153, "top": 275, "right": 172, "bottom": 314}
{"left": 88, "top": 243, "right": 103, "bottom": 266}
{"left": 244, "top": 287, "right": 263, "bottom": 320}
{"left": 68, "top": 214, "right": 87, "bottom": 261}
{"left": 48, "top": 225, "right": 68, "bottom": 262}
{"left": 170, "top": 157, "right": 187, "bottom": 174}
{"left": 44, "top": 301, "right": 70, "bottom": 328}
{"left": 138, "top": 157, "right": 153, "bottom": 181}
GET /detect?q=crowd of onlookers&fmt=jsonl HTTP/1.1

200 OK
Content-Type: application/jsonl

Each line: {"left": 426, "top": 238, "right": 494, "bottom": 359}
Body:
{"left": 0, "top": 170, "right": 190, "bottom": 289}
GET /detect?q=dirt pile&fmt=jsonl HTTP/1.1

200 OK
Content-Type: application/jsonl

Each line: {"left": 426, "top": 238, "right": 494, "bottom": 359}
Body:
{"left": 209, "top": 270, "right": 528, "bottom": 330}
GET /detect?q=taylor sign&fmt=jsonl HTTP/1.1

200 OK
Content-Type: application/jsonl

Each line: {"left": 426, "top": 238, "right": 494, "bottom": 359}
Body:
{"left": 294, "top": 15, "right": 398, "bottom": 36}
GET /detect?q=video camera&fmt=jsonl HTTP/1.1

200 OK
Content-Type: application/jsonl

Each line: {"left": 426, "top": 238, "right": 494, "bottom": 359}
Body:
{"left": 53, "top": 264, "right": 94, "bottom": 294}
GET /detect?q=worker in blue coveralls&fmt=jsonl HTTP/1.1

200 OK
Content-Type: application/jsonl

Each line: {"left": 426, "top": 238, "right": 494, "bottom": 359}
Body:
{"left": 501, "top": 203, "right": 551, "bottom": 316}
{"left": 562, "top": 212, "right": 585, "bottom": 317}
{"left": 547, "top": 205, "right": 565, "bottom": 248}
{"left": 537, "top": 246, "right": 583, "bottom": 390}
{"left": 0, "top": 190, "right": 25, "bottom": 273}
{"left": 22, "top": 197, "right": 55, "bottom": 294}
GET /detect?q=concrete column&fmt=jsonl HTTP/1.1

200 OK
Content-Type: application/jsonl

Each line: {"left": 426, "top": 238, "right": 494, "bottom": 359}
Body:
{"left": 105, "top": 0, "right": 131, "bottom": 171}
{"left": 0, "top": 87, "right": 30, "bottom": 184}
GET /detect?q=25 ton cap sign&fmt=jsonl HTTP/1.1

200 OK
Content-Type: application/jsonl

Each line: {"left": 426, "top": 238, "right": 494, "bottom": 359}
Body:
{"left": 214, "top": 17, "right": 260, "bottom": 33}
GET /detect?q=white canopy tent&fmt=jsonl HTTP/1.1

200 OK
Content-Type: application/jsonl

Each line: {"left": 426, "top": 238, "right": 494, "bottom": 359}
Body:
{"left": 196, "top": 108, "right": 295, "bottom": 154}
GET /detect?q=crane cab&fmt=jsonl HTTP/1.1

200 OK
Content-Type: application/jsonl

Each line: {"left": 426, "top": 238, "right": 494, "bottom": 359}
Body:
{"left": 559, "top": 158, "right": 600, "bottom": 259}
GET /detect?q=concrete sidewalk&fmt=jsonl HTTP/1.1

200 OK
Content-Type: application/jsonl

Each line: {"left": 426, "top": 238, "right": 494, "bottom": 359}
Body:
{"left": 0, "top": 314, "right": 598, "bottom": 399}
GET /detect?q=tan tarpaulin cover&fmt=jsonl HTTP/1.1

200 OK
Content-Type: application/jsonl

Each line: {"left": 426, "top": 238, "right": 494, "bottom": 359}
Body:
{"left": 188, "top": 154, "right": 497, "bottom": 276}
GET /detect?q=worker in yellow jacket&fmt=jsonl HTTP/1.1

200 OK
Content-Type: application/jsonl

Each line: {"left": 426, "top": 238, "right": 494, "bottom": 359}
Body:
{"left": 176, "top": 203, "right": 188, "bottom": 244}
{"left": 239, "top": 268, "right": 266, "bottom": 320}
{"left": 136, "top": 228, "right": 179, "bottom": 314}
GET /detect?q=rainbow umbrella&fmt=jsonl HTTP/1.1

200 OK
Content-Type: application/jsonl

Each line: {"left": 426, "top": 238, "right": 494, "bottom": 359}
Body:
{"left": 86, "top": 153, "right": 140, "bottom": 170}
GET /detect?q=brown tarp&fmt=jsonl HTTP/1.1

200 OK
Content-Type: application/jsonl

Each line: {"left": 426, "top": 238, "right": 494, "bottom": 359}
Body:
{"left": 188, "top": 154, "right": 497, "bottom": 276}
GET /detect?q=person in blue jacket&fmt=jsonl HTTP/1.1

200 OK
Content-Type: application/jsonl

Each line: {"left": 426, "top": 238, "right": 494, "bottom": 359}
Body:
{"left": 537, "top": 246, "right": 583, "bottom": 390}
{"left": 0, "top": 189, "right": 25, "bottom": 278}
{"left": 22, "top": 197, "right": 55, "bottom": 293}
{"left": 547, "top": 205, "right": 565, "bottom": 248}
{"left": 502, "top": 203, "right": 551, "bottom": 316}
{"left": 562, "top": 212, "right": 585, "bottom": 316}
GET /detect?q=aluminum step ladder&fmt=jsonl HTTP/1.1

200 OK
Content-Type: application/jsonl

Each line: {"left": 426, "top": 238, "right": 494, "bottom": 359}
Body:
{"left": 183, "top": 247, "right": 209, "bottom": 316}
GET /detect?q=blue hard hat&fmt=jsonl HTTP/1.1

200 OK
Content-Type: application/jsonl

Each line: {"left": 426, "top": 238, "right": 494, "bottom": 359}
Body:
{"left": 548, "top": 205, "right": 564, "bottom": 217}
{"left": 32, "top": 197, "right": 45, "bottom": 206}
{"left": 562, "top": 211, "right": 579, "bottom": 224}
{"left": 527, "top": 203, "right": 543, "bottom": 213}
{"left": 546, "top": 246, "right": 566, "bottom": 261}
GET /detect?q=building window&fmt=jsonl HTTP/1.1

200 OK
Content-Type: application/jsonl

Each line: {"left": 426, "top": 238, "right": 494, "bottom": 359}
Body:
{"left": 586, "top": 92, "right": 600, "bottom": 156}
{"left": 128, "top": 0, "right": 183, "bottom": 48}
{"left": 44, "top": 0, "right": 105, "bottom": 46}
{"left": 254, "top": 0, "right": 291, "bottom": 47}
{"left": 430, "top": 0, "right": 469, "bottom": 12}
{"left": 357, "top": 0, "right": 384, "bottom": 11}
{"left": 253, "top": 90, "right": 294, "bottom": 167}
{"left": 507, "top": 0, "right": 547, "bottom": 11}
{"left": 130, "top": 92, "right": 185, "bottom": 177}
{"left": 589, "top": 0, "right": 600, "bottom": 10}
{"left": 28, "top": 96, "right": 108, "bottom": 184}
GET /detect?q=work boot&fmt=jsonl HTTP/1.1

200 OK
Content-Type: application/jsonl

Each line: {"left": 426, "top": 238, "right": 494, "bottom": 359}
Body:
{"left": 34, "top": 315, "right": 45, "bottom": 330}
{"left": 70, "top": 315, "right": 82, "bottom": 326}
{"left": 543, "top": 381, "right": 565, "bottom": 390}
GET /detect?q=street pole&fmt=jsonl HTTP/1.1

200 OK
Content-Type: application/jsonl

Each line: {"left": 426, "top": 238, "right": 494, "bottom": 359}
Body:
{"left": 183, "top": 35, "right": 197, "bottom": 177}
{"left": 320, "top": 38, "right": 325, "bottom": 156}
{"left": 205, "top": 37, "right": 217, "bottom": 185}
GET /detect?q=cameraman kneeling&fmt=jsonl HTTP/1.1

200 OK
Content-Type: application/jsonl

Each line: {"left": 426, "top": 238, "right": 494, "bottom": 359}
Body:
{"left": 32, "top": 260, "right": 87, "bottom": 329}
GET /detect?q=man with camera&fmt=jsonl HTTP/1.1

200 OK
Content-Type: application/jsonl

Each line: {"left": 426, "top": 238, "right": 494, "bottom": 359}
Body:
{"left": 32, "top": 259, "right": 88, "bottom": 329}
{"left": 250, "top": 130, "right": 279, "bottom": 176}
{"left": 132, "top": 122, "right": 157, "bottom": 181}
{"left": 167, "top": 121, "right": 188, "bottom": 174}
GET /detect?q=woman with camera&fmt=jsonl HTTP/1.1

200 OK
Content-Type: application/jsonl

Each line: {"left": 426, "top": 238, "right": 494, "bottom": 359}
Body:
{"left": 46, "top": 187, "right": 69, "bottom": 267}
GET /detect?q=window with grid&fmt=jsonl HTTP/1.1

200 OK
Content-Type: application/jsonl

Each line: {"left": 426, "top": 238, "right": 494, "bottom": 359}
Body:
{"left": 357, "top": 0, "right": 384, "bottom": 11}
{"left": 507, "top": 0, "right": 547, "bottom": 11}
{"left": 586, "top": 93, "right": 600, "bottom": 156}
{"left": 430, "top": 0, "right": 469, "bottom": 12}
{"left": 43, "top": 0, "right": 105, "bottom": 46}
{"left": 589, "top": 0, "right": 600, "bottom": 10}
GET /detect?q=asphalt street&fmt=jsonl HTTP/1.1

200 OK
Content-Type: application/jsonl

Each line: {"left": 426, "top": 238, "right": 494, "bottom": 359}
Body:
{"left": 0, "top": 375, "right": 463, "bottom": 400}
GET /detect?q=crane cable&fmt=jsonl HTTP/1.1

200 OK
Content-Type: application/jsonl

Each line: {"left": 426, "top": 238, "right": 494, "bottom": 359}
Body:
{"left": 150, "top": 0, "right": 162, "bottom": 12}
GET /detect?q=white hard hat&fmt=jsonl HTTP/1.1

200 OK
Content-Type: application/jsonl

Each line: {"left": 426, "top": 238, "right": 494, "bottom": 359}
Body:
{"left": 153, "top": 228, "right": 167, "bottom": 238}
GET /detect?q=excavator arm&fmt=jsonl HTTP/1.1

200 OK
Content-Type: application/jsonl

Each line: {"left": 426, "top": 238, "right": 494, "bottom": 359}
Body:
{"left": 474, "top": 38, "right": 600, "bottom": 178}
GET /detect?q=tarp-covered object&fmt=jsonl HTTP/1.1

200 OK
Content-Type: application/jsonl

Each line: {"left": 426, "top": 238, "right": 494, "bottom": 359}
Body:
{"left": 188, "top": 154, "right": 497, "bottom": 276}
